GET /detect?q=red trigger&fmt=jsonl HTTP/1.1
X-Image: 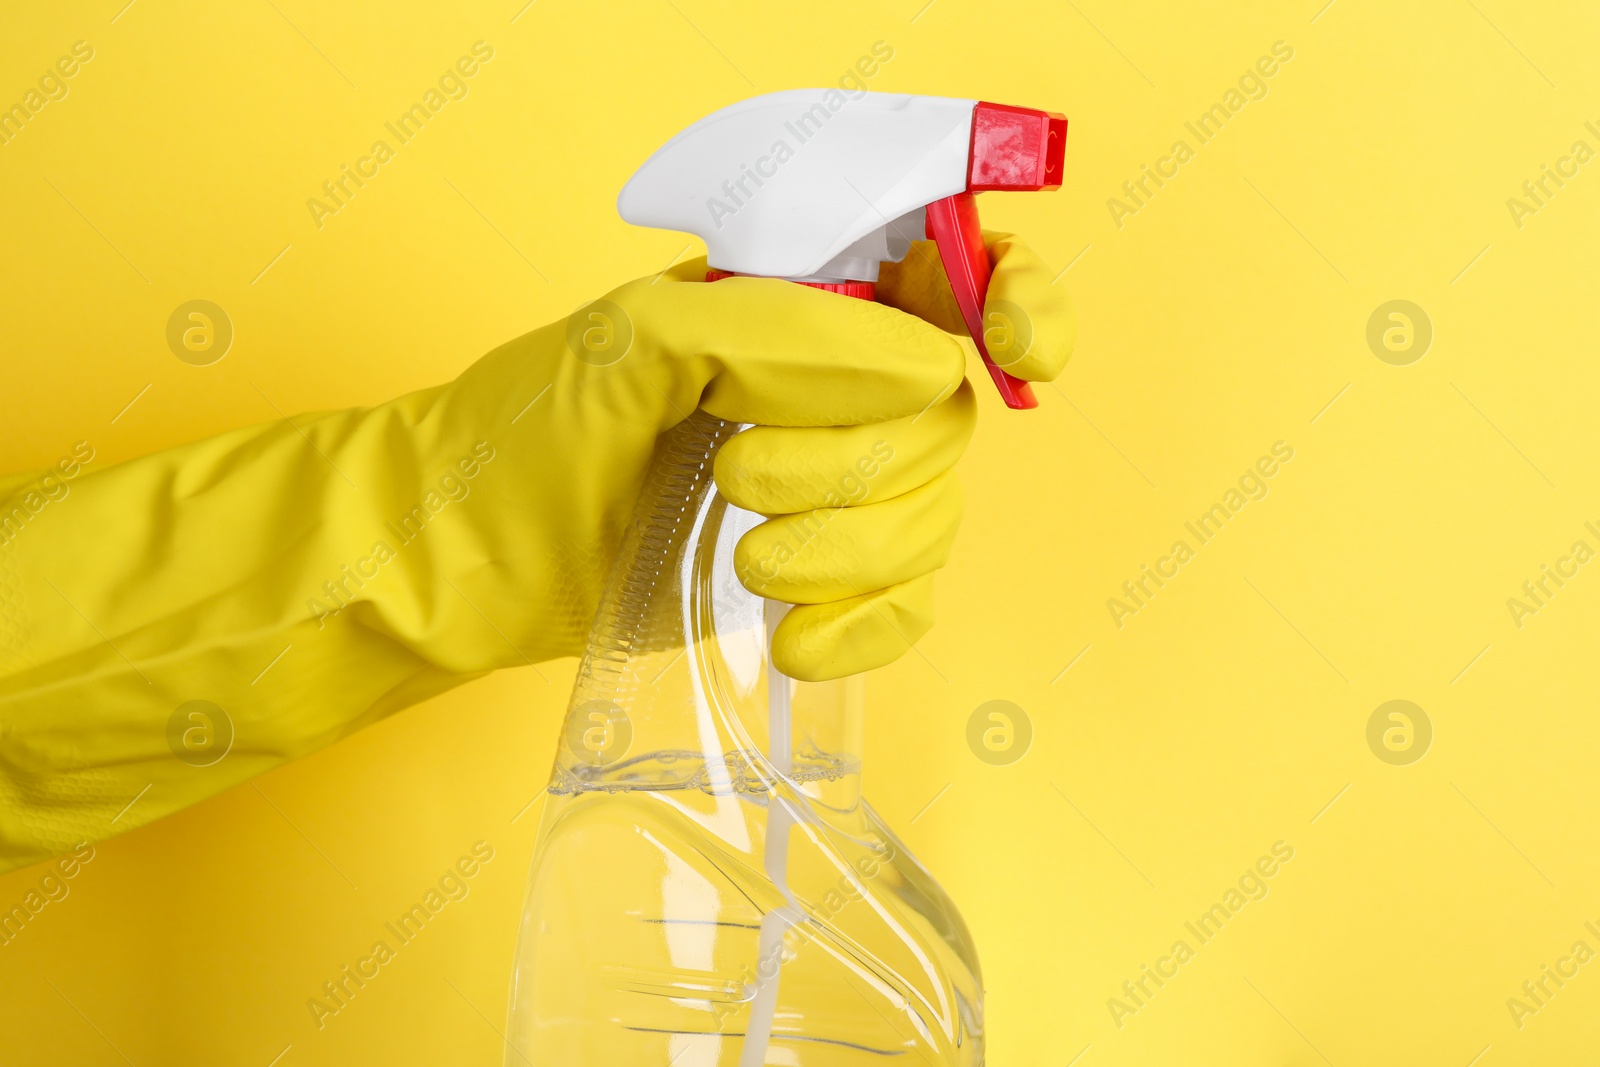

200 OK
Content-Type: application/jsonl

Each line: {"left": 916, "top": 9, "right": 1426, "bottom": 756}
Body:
{"left": 926, "top": 192, "right": 1038, "bottom": 410}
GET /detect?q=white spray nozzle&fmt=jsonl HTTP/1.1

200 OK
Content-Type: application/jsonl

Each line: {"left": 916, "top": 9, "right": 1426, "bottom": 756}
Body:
{"left": 618, "top": 90, "right": 976, "bottom": 281}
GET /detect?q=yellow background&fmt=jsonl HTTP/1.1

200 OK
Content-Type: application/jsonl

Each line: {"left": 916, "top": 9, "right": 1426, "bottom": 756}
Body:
{"left": 2, "top": 0, "right": 1598, "bottom": 1063}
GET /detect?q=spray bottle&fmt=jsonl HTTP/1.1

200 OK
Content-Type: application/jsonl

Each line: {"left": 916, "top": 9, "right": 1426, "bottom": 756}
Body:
{"left": 504, "top": 90, "right": 1066, "bottom": 1065}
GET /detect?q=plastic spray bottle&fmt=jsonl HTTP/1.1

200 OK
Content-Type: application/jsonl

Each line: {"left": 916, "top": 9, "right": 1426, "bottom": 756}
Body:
{"left": 504, "top": 90, "right": 1066, "bottom": 1065}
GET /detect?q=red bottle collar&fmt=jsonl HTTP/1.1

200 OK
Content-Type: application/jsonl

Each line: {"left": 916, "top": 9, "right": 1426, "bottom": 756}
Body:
{"left": 705, "top": 269, "right": 876, "bottom": 301}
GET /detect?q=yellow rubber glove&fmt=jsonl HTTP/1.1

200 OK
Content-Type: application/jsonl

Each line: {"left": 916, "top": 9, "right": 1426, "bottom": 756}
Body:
{"left": 0, "top": 233, "right": 1073, "bottom": 873}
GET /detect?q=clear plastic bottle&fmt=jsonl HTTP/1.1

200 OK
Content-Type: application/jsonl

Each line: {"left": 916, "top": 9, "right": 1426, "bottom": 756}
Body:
{"left": 505, "top": 412, "right": 984, "bottom": 1065}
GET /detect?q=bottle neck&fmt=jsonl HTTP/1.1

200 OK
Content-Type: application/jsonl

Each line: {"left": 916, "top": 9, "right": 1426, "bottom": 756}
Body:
{"left": 552, "top": 412, "right": 863, "bottom": 811}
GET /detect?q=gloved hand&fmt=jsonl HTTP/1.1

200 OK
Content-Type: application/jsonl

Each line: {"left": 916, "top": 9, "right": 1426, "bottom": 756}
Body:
{"left": 0, "top": 232, "right": 1074, "bottom": 873}
{"left": 720, "top": 233, "right": 1075, "bottom": 678}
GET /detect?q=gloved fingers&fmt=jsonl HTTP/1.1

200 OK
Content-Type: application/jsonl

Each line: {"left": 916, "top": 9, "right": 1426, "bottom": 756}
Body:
{"left": 733, "top": 470, "right": 961, "bottom": 604}
{"left": 714, "top": 380, "right": 976, "bottom": 516}
{"left": 877, "top": 232, "right": 1077, "bottom": 383}
{"left": 875, "top": 242, "right": 967, "bottom": 334}
{"left": 604, "top": 270, "right": 966, "bottom": 428}
{"left": 770, "top": 574, "right": 936, "bottom": 682}
{"left": 978, "top": 233, "right": 1077, "bottom": 381}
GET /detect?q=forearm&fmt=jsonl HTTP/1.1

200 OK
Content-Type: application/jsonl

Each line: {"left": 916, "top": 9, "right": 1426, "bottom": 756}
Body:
{"left": 0, "top": 337, "right": 583, "bottom": 873}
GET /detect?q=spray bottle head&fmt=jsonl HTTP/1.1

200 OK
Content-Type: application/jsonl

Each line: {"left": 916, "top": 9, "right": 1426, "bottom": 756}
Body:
{"left": 619, "top": 90, "right": 1067, "bottom": 409}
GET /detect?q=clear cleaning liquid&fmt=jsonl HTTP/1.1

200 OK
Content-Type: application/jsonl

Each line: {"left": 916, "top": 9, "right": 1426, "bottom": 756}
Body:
{"left": 504, "top": 413, "right": 984, "bottom": 1065}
